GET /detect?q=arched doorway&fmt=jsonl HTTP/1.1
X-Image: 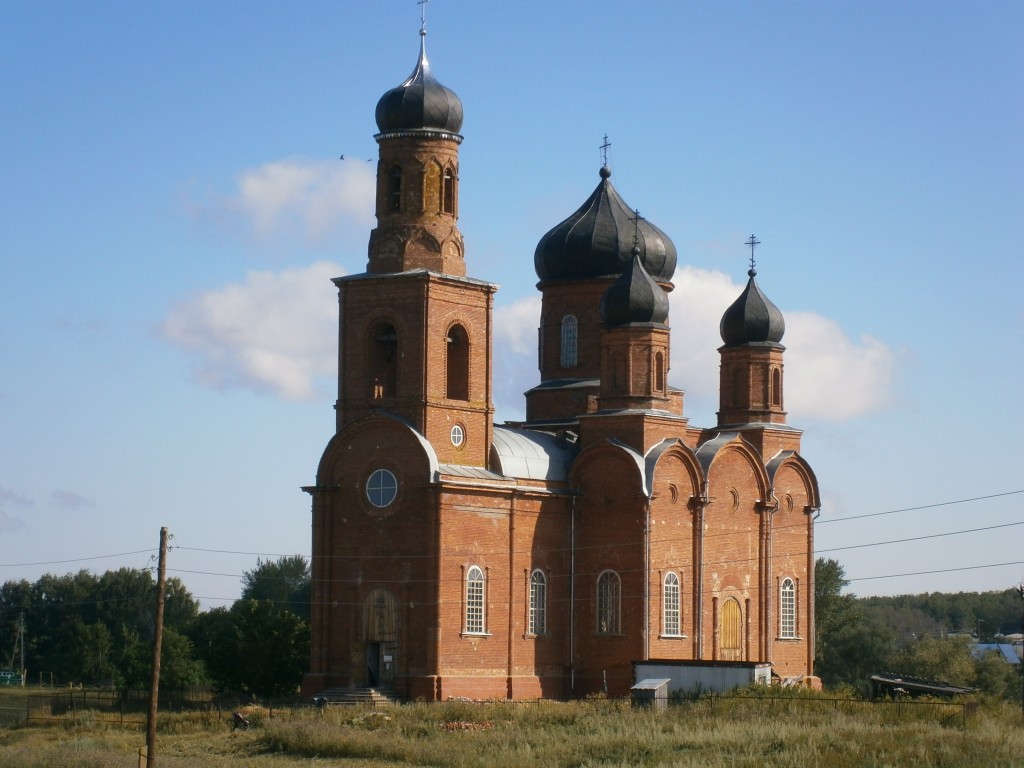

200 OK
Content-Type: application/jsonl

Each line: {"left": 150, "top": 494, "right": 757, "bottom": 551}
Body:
{"left": 720, "top": 597, "right": 742, "bottom": 661}
{"left": 361, "top": 588, "right": 398, "bottom": 688}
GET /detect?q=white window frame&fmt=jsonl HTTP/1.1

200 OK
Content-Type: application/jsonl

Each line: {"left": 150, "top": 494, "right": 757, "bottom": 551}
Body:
{"left": 366, "top": 469, "right": 398, "bottom": 508}
{"left": 780, "top": 577, "right": 796, "bottom": 639}
{"left": 662, "top": 571, "right": 682, "bottom": 637}
{"left": 529, "top": 569, "right": 547, "bottom": 636}
{"left": 465, "top": 565, "right": 486, "bottom": 635}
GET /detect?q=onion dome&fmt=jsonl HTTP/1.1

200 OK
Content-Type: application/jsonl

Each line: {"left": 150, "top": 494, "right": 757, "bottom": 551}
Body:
{"left": 534, "top": 166, "right": 676, "bottom": 283}
{"left": 719, "top": 267, "right": 786, "bottom": 346}
{"left": 375, "top": 30, "right": 463, "bottom": 135}
{"left": 600, "top": 249, "right": 670, "bottom": 327}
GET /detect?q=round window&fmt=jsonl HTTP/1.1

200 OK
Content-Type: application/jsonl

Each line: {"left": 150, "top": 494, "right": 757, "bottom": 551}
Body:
{"left": 366, "top": 469, "right": 398, "bottom": 508}
{"left": 450, "top": 424, "right": 465, "bottom": 447}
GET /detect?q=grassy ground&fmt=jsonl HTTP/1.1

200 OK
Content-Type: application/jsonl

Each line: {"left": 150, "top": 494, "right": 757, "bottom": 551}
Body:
{"left": 0, "top": 692, "right": 1021, "bottom": 767}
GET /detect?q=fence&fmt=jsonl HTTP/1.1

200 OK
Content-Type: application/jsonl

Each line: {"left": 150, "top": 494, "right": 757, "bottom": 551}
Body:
{"left": 433, "top": 692, "right": 977, "bottom": 730}
{"left": 15, "top": 689, "right": 978, "bottom": 731}
{"left": 24, "top": 689, "right": 225, "bottom": 727}
{"left": 672, "top": 693, "right": 976, "bottom": 729}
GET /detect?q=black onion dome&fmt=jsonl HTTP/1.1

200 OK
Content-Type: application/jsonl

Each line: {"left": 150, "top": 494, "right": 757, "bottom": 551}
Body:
{"left": 719, "top": 268, "right": 786, "bottom": 346}
{"left": 600, "top": 250, "right": 670, "bottom": 327}
{"left": 375, "top": 31, "right": 463, "bottom": 135}
{"left": 534, "top": 166, "right": 677, "bottom": 283}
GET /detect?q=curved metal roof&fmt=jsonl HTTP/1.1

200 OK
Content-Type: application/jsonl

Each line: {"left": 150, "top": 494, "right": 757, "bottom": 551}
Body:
{"left": 534, "top": 166, "right": 676, "bottom": 284}
{"left": 600, "top": 251, "right": 670, "bottom": 327}
{"left": 375, "top": 31, "right": 463, "bottom": 135}
{"left": 490, "top": 426, "right": 577, "bottom": 481}
{"left": 720, "top": 269, "right": 785, "bottom": 347}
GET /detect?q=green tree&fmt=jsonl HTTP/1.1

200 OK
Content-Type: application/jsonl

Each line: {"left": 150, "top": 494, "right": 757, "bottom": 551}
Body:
{"left": 68, "top": 621, "right": 118, "bottom": 684}
{"left": 972, "top": 648, "right": 1020, "bottom": 699}
{"left": 189, "top": 607, "right": 239, "bottom": 693}
{"left": 816, "top": 614, "right": 896, "bottom": 689}
{"left": 192, "top": 600, "right": 309, "bottom": 697}
{"left": 0, "top": 568, "right": 202, "bottom": 689}
{"left": 893, "top": 634, "right": 975, "bottom": 686}
{"left": 241, "top": 555, "right": 310, "bottom": 621}
{"left": 231, "top": 600, "right": 309, "bottom": 697}
{"left": 814, "top": 560, "right": 860, "bottom": 663}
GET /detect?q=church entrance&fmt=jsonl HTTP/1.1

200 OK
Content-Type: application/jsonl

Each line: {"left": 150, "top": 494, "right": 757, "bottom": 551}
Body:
{"left": 361, "top": 588, "right": 398, "bottom": 688}
{"left": 366, "top": 642, "right": 382, "bottom": 686}
{"left": 720, "top": 597, "right": 742, "bottom": 661}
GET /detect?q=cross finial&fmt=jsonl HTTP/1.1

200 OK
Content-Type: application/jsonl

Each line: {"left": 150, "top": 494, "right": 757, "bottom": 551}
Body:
{"left": 745, "top": 234, "right": 760, "bottom": 275}
{"left": 418, "top": 0, "right": 429, "bottom": 35}
{"left": 629, "top": 209, "right": 644, "bottom": 248}
{"left": 600, "top": 134, "right": 611, "bottom": 167}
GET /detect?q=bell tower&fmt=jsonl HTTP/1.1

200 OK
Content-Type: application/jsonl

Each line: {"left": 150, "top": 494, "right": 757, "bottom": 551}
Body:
{"left": 333, "top": 25, "right": 495, "bottom": 466}
{"left": 368, "top": 25, "right": 465, "bottom": 276}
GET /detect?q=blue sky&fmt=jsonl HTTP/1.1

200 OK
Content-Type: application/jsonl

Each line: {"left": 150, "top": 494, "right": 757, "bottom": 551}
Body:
{"left": 2, "top": 1, "right": 1021, "bottom": 610}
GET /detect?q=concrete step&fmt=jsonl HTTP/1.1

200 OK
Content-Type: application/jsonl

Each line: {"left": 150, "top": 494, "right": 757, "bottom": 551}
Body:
{"left": 315, "top": 687, "right": 400, "bottom": 707}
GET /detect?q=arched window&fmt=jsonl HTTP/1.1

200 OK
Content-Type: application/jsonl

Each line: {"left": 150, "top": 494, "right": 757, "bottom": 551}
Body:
{"left": 465, "top": 566, "right": 485, "bottom": 634}
{"left": 721, "top": 598, "right": 741, "bottom": 658}
{"left": 663, "top": 572, "right": 681, "bottom": 636}
{"left": 560, "top": 315, "right": 578, "bottom": 368}
{"left": 442, "top": 167, "right": 456, "bottom": 214}
{"left": 446, "top": 324, "right": 469, "bottom": 400}
{"left": 780, "top": 578, "right": 796, "bottom": 638}
{"left": 655, "top": 351, "right": 665, "bottom": 393}
{"left": 529, "top": 570, "right": 546, "bottom": 635}
{"left": 388, "top": 165, "right": 402, "bottom": 211}
{"left": 771, "top": 367, "right": 782, "bottom": 407}
{"left": 369, "top": 322, "right": 398, "bottom": 398}
{"left": 596, "top": 571, "right": 620, "bottom": 634}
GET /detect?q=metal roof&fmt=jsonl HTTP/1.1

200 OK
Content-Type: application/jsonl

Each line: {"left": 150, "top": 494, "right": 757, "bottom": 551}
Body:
{"left": 490, "top": 427, "right": 576, "bottom": 482}
{"left": 970, "top": 643, "right": 1021, "bottom": 665}
{"left": 375, "top": 31, "right": 463, "bottom": 136}
{"left": 534, "top": 166, "right": 676, "bottom": 284}
{"left": 437, "top": 464, "right": 507, "bottom": 482}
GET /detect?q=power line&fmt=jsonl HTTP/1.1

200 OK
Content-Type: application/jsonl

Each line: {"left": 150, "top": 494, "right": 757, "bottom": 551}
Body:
{"left": 819, "top": 489, "right": 1024, "bottom": 525}
{"left": 174, "top": 514, "right": 1024, "bottom": 566}
{"left": 0, "top": 549, "right": 156, "bottom": 568}
{"left": 817, "top": 520, "right": 1024, "bottom": 555}
{"left": 849, "top": 560, "right": 1024, "bottom": 583}
{"left": 187, "top": 556, "right": 1024, "bottom": 609}
{"left": 169, "top": 517, "right": 1024, "bottom": 585}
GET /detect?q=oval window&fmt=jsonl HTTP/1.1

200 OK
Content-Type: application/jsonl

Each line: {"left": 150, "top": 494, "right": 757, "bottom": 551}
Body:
{"left": 451, "top": 424, "right": 465, "bottom": 447}
{"left": 366, "top": 469, "right": 398, "bottom": 508}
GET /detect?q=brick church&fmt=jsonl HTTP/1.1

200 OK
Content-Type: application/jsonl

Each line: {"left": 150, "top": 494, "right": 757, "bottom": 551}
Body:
{"left": 301, "top": 26, "right": 820, "bottom": 701}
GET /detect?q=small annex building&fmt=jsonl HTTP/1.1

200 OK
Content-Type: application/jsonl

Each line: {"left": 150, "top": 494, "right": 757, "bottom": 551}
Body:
{"left": 301, "top": 25, "right": 820, "bottom": 702}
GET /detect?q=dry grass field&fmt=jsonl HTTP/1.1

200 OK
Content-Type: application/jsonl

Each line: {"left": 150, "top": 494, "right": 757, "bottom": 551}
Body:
{"left": 0, "top": 690, "right": 1021, "bottom": 767}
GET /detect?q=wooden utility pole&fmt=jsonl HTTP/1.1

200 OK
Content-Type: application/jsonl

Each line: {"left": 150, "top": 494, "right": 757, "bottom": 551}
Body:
{"left": 145, "top": 527, "right": 169, "bottom": 767}
{"left": 1018, "top": 582, "right": 1023, "bottom": 722}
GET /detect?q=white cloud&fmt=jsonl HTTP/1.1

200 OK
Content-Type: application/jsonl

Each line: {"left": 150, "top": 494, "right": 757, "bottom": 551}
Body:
{"left": 494, "top": 295, "right": 541, "bottom": 356}
{"left": 672, "top": 266, "right": 896, "bottom": 422}
{"left": 491, "top": 266, "right": 895, "bottom": 424}
{"left": 784, "top": 312, "right": 895, "bottom": 420}
{"left": 161, "top": 258, "right": 894, "bottom": 421}
{"left": 51, "top": 490, "right": 92, "bottom": 511}
{"left": 161, "top": 261, "right": 343, "bottom": 400}
{"left": 0, "top": 487, "right": 31, "bottom": 532}
{"left": 187, "top": 158, "right": 375, "bottom": 247}
{"left": 493, "top": 295, "right": 542, "bottom": 419}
